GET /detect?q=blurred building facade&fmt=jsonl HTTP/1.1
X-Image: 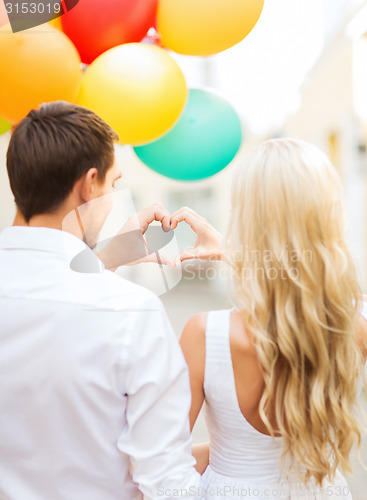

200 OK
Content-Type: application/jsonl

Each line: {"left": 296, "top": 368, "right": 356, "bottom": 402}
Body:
{"left": 284, "top": 0, "right": 367, "bottom": 288}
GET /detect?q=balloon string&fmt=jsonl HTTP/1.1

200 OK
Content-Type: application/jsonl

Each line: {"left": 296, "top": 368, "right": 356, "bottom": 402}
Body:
{"left": 60, "top": 0, "right": 68, "bottom": 14}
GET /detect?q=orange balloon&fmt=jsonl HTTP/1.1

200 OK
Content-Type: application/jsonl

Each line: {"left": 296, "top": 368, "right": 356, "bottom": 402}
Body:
{"left": 0, "top": 24, "right": 82, "bottom": 124}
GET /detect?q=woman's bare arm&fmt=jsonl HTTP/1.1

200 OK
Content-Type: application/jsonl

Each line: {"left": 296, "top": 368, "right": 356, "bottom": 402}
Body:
{"left": 180, "top": 313, "right": 209, "bottom": 474}
{"left": 180, "top": 313, "right": 207, "bottom": 430}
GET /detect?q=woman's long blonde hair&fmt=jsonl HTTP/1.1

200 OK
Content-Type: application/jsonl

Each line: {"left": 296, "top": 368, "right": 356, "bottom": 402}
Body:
{"left": 225, "top": 138, "right": 365, "bottom": 486}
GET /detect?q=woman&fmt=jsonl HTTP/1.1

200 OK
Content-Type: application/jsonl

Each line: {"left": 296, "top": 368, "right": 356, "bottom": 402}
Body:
{"left": 171, "top": 139, "right": 367, "bottom": 499}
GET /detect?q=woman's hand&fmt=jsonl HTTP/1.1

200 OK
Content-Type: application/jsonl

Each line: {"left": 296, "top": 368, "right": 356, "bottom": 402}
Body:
{"left": 192, "top": 442, "right": 210, "bottom": 475}
{"left": 170, "top": 207, "right": 223, "bottom": 264}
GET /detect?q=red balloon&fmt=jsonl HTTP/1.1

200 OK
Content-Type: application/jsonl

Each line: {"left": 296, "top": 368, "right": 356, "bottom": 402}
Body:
{"left": 61, "top": 0, "right": 158, "bottom": 64}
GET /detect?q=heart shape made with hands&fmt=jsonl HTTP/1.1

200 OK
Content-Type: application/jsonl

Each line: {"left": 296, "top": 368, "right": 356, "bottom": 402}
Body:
{"left": 139, "top": 206, "right": 222, "bottom": 267}
{"left": 70, "top": 206, "right": 222, "bottom": 273}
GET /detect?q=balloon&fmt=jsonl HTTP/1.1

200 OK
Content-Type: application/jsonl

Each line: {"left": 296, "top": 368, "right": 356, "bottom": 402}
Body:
{"left": 0, "top": 116, "right": 12, "bottom": 135}
{"left": 77, "top": 43, "right": 187, "bottom": 147}
{"left": 157, "top": 0, "right": 264, "bottom": 56}
{"left": 48, "top": 16, "right": 63, "bottom": 31}
{"left": 62, "top": 0, "right": 158, "bottom": 64}
{"left": 0, "top": 24, "right": 82, "bottom": 124}
{"left": 48, "top": 0, "right": 65, "bottom": 31}
{"left": 133, "top": 89, "right": 243, "bottom": 181}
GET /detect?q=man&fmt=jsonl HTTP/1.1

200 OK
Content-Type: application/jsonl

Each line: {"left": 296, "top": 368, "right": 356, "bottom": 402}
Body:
{"left": 0, "top": 101, "right": 201, "bottom": 499}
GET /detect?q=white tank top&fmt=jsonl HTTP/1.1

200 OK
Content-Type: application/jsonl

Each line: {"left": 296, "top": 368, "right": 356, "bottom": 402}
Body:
{"left": 200, "top": 309, "right": 355, "bottom": 499}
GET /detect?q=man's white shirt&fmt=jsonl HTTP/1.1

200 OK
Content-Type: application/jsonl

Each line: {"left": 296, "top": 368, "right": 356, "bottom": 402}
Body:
{"left": 0, "top": 226, "right": 200, "bottom": 500}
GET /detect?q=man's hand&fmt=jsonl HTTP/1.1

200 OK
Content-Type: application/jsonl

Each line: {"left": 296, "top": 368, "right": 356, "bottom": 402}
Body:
{"left": 137, "top": 203, "right": 171, "bottom": 235}
{"left": 98, "top": 203, "right": 175, "bottom": 270}
{"left": 170, "top": 207, "right": 223, "bottom": 264}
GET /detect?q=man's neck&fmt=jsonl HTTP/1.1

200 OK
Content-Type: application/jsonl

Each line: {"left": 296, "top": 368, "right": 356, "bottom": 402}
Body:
{"left": 13, "top": 211, "right": 63, "bottom": 230}
{"left": 12, "top": 210, "right": 85, "bottom": 243}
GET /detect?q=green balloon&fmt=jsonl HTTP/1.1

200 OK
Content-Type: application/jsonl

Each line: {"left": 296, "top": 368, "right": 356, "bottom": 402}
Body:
{"left": 0, "top": 116, "right": 11, "bottom": 135}
{"left": 133, "top": 88, "right": 243, "bottom": 181}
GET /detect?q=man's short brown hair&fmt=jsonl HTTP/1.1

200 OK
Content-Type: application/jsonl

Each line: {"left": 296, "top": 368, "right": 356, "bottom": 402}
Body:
{"left": 7, "top": 101, "right": 119, "bottom": 222}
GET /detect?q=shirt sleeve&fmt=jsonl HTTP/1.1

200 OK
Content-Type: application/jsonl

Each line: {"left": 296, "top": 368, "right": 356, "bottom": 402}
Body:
{"left": 117, "top": 294, "right": 201, "bottom": 500}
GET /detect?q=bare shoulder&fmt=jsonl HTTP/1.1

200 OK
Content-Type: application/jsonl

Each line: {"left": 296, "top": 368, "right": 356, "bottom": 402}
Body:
{"left": 179, "top": 312, "right": 207, "bottom": 384}
{"left": 230, "top": 309, "right": 257, "bottom": 355}
{"left": 179, "top": 312, "right": 207, "bottom": 349}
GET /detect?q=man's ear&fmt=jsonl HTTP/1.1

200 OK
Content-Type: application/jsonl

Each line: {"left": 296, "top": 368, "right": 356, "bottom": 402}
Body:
{"left": 78, "top": 168, "right": 100, "bottom": 204}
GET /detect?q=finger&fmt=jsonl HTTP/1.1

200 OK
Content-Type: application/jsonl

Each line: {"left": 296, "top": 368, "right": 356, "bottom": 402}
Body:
{"left": 171, "top": 207, "right": 210, "bottom": 229}
{"left": 171, "top": 207, "right": 206, "bottom": 229}
{"left": 170, "top": 211, "right": 205, "bottom": 234}
{"left": 175, "top": 248, "right": 221, "bottom": 265}
{"left": 174, "top": 249, "right": 199, "bottom": 265}
{"left": 145, "top": 251, "right": 176, "bottom": 267}
{"left": 155, "top": 251, "right": 176, "bottom": 267}
{"left": 140, "top": 204, "right": 171, "bottom": 233}
{"left": 171, "top": 206, "right": 204, "bottom": 218}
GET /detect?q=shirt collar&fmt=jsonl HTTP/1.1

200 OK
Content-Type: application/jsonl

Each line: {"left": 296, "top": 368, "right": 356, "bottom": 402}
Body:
{"left": 0, "top": 226, "right": 89, "bottom": 261}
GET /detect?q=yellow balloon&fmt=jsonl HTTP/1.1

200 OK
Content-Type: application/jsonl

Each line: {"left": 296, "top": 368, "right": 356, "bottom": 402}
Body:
{"left": 48, "top": 17, "right": 63, "bottom": 31}
{"left": 47, "top": 1, "right": 62, "bottom": 30}
{"left": 77, "top": 43, "right": 187, "bottom": 146}
{"left": 157, "top": 0, "right": 264, "bottom": 56}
